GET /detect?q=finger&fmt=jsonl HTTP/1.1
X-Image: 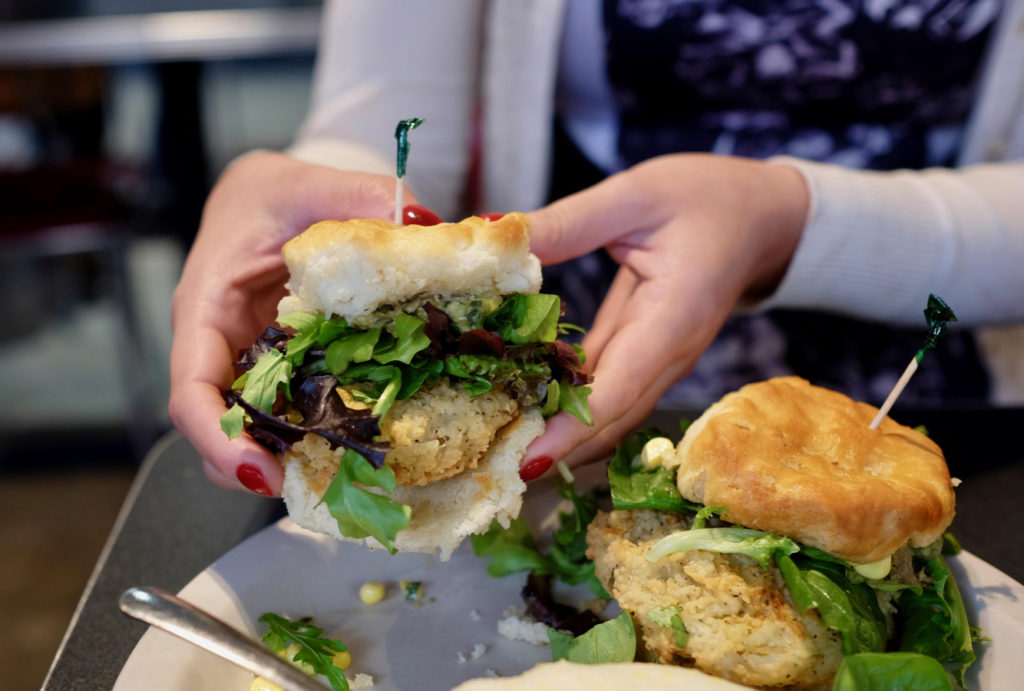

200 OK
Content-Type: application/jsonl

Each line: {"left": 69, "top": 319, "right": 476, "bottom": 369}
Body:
{"left": 527, "top": 172, "right": 663, "bottom": 265}
{"left": 277, "top": 158, "right": 420, "bottom": 229}
{"left": 579, "top": 265, "right": 638, "bottom": 367}
{"left": 169, "top": 318, "right": 284, "bottom": 495}
{"left": 525, "top": 302, "right": 696, "bottom": 467}
{"left": 170, "top": 378, "right": 284, "bottom": 492}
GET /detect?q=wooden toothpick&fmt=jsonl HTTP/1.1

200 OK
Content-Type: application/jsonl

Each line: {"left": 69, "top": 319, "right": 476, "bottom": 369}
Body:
{"left": 869, "top": 294, "right": 957, "bottom": 430}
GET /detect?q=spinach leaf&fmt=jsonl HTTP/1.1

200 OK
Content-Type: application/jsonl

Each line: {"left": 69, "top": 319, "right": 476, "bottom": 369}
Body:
{"left": 325, "top": 329, "right": 380, "bottom": 374}
{"left": 372, "top": 313, "right": 430, "bottom": 365}
{"left": 898, "top": 555, "right": 976, "bottom": 687}
{"left": 832, "top": 652, "right": 952, "bottom": 691}
{"left": 471, "top": 476, "right": 609, "bottom": 599}
{"left": 320, "top": 449, "right": 411, "bottom": 553}
{"left": 608, "top": 431, "right": 700, "bottom": 513}
{"left": 485, "top": 293, "right": 561, "bottom": 344}
{"left": 776, "top": 553, "right": 887, "bottom": 656}
{"left": 547, "top": 610, "right": 636, "bottom": 664}
{"left": 470, "top": 516, "right": 549, "bottom": 577}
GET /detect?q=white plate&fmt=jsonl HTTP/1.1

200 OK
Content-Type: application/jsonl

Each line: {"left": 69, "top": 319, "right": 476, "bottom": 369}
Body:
{"left": 116, "top": 473, "right": 1024, "bottom": 691}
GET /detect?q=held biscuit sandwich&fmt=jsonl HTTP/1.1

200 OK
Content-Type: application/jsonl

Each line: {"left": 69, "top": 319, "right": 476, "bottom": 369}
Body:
{"left": 222, "top": 212, "right": 592, "bottom": 559}
{"left": 587, "top": 377, "right": 971, "bottom": 689}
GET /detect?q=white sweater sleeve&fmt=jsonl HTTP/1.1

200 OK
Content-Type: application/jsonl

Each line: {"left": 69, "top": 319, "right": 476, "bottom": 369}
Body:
{"left": 761, "top": 157, "right": 1024, "bottom": 327}
{"left": 287, "top": 0, "right": 484, "bottom": 221}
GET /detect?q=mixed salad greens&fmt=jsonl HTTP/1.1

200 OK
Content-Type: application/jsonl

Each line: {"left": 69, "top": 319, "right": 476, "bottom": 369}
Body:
{"left": 220, "top": 293, "right": 592, "bottom": 551}
{"left": 474, "top": 428, "right": 983, "bottom": 691}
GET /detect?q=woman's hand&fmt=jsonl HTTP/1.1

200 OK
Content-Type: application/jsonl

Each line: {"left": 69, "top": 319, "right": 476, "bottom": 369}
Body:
{"left": 523, "top": 153, "right": 810, "bottom": 471}
{"left": 168, "top": 151, "right": 409, "bottom": 495}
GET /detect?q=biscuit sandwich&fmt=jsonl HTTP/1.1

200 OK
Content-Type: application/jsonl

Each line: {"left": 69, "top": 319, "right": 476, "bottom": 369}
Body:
{"left": 587, "top": 376, "right": 972, "bottom": 688}
{"left": 222, "top": 212, "right": 592, "bottom": 559}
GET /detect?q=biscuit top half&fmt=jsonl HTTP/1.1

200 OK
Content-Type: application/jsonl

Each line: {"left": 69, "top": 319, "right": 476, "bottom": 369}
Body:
{"left": 277, "top": 212, "right": 542, "bottom": 327}
{"left": 672, "top": 376, "right": 956, "bottom": 564}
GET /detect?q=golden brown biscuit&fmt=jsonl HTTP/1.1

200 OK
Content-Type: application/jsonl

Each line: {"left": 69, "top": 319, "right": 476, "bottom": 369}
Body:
{"left": 672, "top": 376, "right": 955, "bottom": 564}
{"left": 277, "top": 212, "right": 541, "bottom": 327}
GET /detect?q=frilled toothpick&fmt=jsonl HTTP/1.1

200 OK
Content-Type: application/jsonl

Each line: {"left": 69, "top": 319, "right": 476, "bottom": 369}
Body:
{"left": 869, "top": 294, "right": 957, "bottom": 430}
{"left": 393, "top": 117, "right": 424, "bottom": 224}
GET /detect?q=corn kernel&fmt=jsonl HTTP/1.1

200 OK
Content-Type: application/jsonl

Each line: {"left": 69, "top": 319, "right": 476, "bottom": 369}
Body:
{"left": 250, "top": 676, "right": 284, "bottom": 691}
{"left": 639, "top": 436, "right": 675, "bottom": 469}
{"left": 359, "top": 581, "right": 386, "bottom": 604}
{"left": 331, "top": 648, "right": 352, "bottom": 670}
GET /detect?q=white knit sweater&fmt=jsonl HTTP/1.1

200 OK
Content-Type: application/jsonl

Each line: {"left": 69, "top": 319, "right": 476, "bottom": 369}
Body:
{"left": 289, "top": 0, "right": 1024, "bottom": 401}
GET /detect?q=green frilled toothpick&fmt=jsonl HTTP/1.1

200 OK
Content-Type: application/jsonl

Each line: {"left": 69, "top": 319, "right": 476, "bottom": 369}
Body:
{"left": 393, "top": 117, "right": 424, "bottom": 224}
{"left": 869, "top": 294, "right": 957, "bottom": 429}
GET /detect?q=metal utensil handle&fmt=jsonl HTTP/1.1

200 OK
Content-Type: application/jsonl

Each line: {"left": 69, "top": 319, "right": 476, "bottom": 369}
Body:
{"left": 119, "top": 585, "right": 330, "bottom": 691}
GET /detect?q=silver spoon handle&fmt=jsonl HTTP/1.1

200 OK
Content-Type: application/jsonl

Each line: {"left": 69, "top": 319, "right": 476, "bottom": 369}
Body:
{"left": 119, "top": 585, "right": 330, "bottom": 691}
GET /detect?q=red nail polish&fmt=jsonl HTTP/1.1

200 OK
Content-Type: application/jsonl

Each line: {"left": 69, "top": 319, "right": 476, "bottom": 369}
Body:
{"left": 402, "top": 204, "right": 443, "bottom": 226}
{"left": 479, "top": 212, "right": 504, "bottom": 222}
{"left": 519, "top": 455, "right": 554, "bottom": 482}
{"left": 237, "top": 464, "right": 273, "bottom": 496}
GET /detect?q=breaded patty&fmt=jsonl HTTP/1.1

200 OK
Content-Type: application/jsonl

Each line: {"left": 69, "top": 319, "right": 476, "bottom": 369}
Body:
{"left": 380, "top": 379, "right": 520, "bottom": 486}
{"left": 586, "top": 509, "right": 843, "bottom": 689}
{"left": 298, "top": 378, "right": 519, "bottom": 494}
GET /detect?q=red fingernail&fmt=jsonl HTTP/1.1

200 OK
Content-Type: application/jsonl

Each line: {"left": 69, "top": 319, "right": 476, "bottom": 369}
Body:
{"left": 479, "top": 212, "right": 504, "bottom": 222}
{"left": 519, "top": 456, "right": 554, "bottom": 482}
{"left": 402, "top": 204, "right": 443, "bottom": 226}
{"left": 237, "top": 464, "right": 273, "bottom": 496}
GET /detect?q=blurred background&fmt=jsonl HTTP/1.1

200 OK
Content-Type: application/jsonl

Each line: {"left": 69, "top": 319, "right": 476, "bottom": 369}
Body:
{"left": 0, "top": 1, "right": 321, "bottom": 687}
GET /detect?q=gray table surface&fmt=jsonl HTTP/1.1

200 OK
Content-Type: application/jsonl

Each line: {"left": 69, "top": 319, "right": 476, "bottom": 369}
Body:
{"left": 42, "top": 407, "right": 1024, "bottom": 690}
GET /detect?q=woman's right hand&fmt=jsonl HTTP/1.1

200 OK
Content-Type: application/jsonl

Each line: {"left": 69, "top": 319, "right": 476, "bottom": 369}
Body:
{"left": 167, "top": 151, "right": 410, "bottom": 496}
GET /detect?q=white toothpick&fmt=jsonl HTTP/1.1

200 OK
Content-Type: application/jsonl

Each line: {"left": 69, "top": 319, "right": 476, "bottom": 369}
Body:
{"left": 394, "top": 177, "right": 404, "bottom": 225}
{"left": 869, "top": 357, "right": 919, "bottom": 430}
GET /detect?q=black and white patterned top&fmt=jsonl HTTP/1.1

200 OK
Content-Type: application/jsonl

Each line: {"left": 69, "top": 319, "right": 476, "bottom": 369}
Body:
{"left": 546, "top": 0, "right": 1001, "bottom": 407}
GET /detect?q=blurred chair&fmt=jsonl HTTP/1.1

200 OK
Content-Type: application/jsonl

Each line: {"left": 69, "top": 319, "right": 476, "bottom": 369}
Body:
{"left": 0, "top": 65, "right": 160, "bottom": 458}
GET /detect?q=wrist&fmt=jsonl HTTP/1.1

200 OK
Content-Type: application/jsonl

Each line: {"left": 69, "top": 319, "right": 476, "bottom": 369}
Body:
{"left": 742, "top": 159, "right": 809, "bottom": 302}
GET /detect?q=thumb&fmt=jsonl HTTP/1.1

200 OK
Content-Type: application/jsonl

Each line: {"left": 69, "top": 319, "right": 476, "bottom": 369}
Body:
{"left": 526, "top": 172, "right": 645, "bottom": 265}
{"left": 257, "top": 154, "right": 423, "bottom": 229}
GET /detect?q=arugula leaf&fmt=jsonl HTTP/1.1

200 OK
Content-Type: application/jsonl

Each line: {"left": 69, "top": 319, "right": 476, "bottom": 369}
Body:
{"left": 320, "top": 449, "right": 411, "bottom": 553}
{"left": 278, "top": 312, "right": 326, "bottom": 365}
{"left": 258, "top": 612, "right": 349, "bottom": 691}
{"left": 608, "top": 431, "right": 701, "bottom": 513}
{"left": 548, "top": 610, "right": 636, "bottom": 664}
{"left": 541, "top": 379, "right": 561, "bottom": 417}
{"left": 832, "top": 652, "right": 952, "bottom": 691}
{"left": 220, "top": 403, "right": 246, "bottom": 439}
{"left": 221, "top": 348, "right": 293, "bottom": 439}
{"left": 241, "top": 348, "right": 292, "bottom": 412}
{"left": 558, "top": 381, "right": 593, "bottom": 425}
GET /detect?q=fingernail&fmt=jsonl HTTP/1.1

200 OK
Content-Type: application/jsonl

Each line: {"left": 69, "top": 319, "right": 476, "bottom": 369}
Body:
{"left": 519, "top": 455, "right": 554, "bottom": 482}
{"left": 237, "top": 464, "right": 273, "bottom": 496}
{"left": 479, "top": 212, "right": 504, "bottom": 222}
{"left": 402, "top": 204, "right": 442, "bottom": 226}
